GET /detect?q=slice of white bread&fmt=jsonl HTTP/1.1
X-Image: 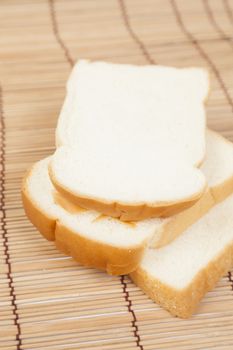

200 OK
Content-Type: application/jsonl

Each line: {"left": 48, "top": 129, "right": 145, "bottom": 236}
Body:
{"left": 22, "top": 157, "right": 158, "bottom": 275}
{"left": 22, "top": 131, "right": 233, "bottom": 275}
{"left": 50, "top": 60, "right": 209, "bottom": 221}
{"left": 150, "top": 130, "right": 233, "bottom": 248}
{"left": 130, "top": 193, "right": 233, "bottom": 318}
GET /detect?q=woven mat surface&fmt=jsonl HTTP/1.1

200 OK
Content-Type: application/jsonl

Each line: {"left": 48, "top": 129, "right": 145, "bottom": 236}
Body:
{"left": 1, "top": 0, "right": 233, "bottom": 349}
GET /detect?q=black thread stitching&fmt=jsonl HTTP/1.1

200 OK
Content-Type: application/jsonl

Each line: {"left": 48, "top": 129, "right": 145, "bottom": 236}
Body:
{"left": 223, "top": 0, "right": 233, "bottom": 25}
{"left": 118, "top": 0, "right": 155, "bottom": 64}
{"left": 228, "top": 271, "right": 233, "bottom": 291}
{"left": 48, "top": 0, "right": 74, "bottom": 67}
{"left": 137, "top": 36, "right": 233, "bottom": 48}
{"left": 120, "top": 276, "right": 143, "bottom": 350}
{"left": 203, "top": 0, "right": 233, "bottom": 48}
{"left": 170, "top": 0, "right": 233, "bottom": 111}
{"left": 0, "top": 86, "right": 22, "bottom": 349}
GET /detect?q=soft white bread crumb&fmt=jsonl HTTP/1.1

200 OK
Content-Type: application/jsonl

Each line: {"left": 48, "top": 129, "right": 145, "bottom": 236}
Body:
{"left": 131, "top": 193, "right": 233, "bottom": 318}
{"left": 51, "top": 60, "right": 209, "bottom": 221}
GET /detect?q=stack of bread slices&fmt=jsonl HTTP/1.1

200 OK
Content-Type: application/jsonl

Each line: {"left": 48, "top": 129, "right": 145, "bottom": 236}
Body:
{"left": 22, "top": 60, "right": 233, "bottom": 318}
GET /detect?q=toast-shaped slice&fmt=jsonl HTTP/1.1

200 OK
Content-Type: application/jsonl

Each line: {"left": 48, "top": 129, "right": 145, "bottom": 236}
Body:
{"left": 22, "top": 132, "right": 233, "bottom": 274}
{"left": 131, "top": 193, "right": 233, "bottom": 318}
{"left": 50, "top": 60, "right": 209, "bottom": 221}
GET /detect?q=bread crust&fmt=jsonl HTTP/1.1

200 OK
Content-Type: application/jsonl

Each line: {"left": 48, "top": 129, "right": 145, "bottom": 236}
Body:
{"left": 22, "top": 168, "right": 145, "bottom": 275}
{"left": 49, "top": 165, "right": 206, "bottom": 222}
{"left": 130, "top": 242, "right": 233, "bottom": 318}
{"left": 150, "top": 189, "right": 215, "bottom": 248}
{"left": 150, "top": 173, "right": 233, "bottom": 248}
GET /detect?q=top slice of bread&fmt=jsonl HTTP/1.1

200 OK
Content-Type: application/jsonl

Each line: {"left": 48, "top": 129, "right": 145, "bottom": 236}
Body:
{"left": 50, "top": 60, "right": 209, "bottom": 221}
{"left": 22, "top": 131, "right": 233, "bottom": 274}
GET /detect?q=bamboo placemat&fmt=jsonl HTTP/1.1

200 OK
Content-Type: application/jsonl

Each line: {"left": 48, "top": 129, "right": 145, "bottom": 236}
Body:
{"left": 1, "top": 0, "right": 233, "bottom": 349}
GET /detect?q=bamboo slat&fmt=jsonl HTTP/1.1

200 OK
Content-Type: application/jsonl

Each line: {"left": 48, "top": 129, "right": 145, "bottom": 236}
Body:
{"left": 0, "top": 0, "right": 233, "bottom": 349}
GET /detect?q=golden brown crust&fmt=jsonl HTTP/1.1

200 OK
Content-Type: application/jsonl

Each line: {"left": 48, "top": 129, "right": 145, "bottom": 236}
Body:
{"left": 22, "top": 188, "right": 56, "bottom": 241}
{"left": 21, "top": 168, "right": 145, "bottom": 275}
{"left": 49, "top": 165, "right": 205, "bottom": 222}
{"left": 151, "top": 189, "right": 215, "bottom": 248}
{"left": 151, "top": 176, "right": 233, "bottom": 248}
{"left": 21, "top": 169, "right": 56, "bottom": 241}
{"left": 55, "top": 222, "right": 145, "bottom": 275}
{"left": 130, "top": 242, "right": 233, "bottom": 318}
{"left": 212, "top": 175, "right": 233, "bottom": 203}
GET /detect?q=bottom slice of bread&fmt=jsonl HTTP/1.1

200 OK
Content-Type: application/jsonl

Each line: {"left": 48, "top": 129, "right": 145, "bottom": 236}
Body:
{"left": 130, "top": 193, "right": 233, "bottom": 318}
